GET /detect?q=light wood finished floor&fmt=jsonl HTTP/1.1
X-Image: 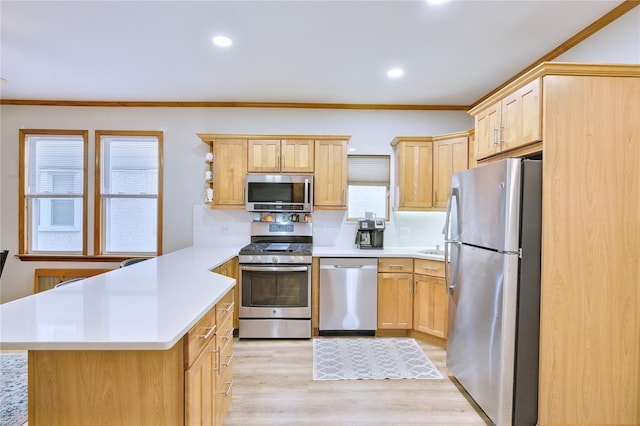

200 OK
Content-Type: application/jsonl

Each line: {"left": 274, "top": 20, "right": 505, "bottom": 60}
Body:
{"left": 226, "top": 337, "right": 491, "bottom": 426}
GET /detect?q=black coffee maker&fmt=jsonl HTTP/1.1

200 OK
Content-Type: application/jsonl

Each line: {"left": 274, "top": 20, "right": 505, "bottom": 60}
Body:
{"left": 355, "top": 218, "right": 385, "bottom": 249}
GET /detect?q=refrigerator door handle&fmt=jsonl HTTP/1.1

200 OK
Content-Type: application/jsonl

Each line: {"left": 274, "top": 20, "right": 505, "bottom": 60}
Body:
{"left": 443, "top": 187, "right": 459, "bottom": 241}
{"left": 444, "top": 186, "right": 461, "bottom": 296}
{"left": 445, "top": 240, "right": 461, "bottom": 295}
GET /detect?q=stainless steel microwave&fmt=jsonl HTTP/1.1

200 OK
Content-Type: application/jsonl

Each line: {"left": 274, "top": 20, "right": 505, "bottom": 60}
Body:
{"left": 245, "top": 174, "right": 313, "bottom": 213}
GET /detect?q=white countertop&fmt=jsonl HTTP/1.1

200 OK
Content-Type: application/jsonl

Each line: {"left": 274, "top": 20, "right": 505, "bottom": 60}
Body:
{"left": 0, "top": 245, "right": 442, "bottom": 351}
{"left": 312, "top": 246, "right": 445, "bottom": 261}
{"left": 0, "top": 247, "right": 238, "bottom": 351}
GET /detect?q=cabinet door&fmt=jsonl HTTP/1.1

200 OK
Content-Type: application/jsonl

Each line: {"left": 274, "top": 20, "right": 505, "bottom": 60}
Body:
{"left": 247, "top": 139, "right": 280, "bottom": 172}
{"left": 281, "top": 139, "right": 314, "bottom": 173}
{"left": 433, "top": 136, "right": 468, "bottom": 208}
{"left": 395, "top": 141, "right": 433, "bottom": 209}
{"left": 474, "top": 102, "right": 502, "bottom": 160}
{"left": 501, "top": 79, "right": 541, "bottom": 152}
{"left": 213, "top": 139, "right": 247, "bottom": 207}
{"left": 185, "top": 339, "right": 216, "bottom": 426}
{"left": 413, "top": 275, "right": 448, "bottom": 339}
{"left": 377, "top": 272, "right": 413, "bottom": 329}
{"left": 314, "top": 140, "right": 347, "bottom": 208}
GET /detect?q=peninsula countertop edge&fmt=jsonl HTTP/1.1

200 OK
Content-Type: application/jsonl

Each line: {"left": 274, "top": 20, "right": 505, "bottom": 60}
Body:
{"left": 0, "top": 246, "right": 239, "bottom": 351}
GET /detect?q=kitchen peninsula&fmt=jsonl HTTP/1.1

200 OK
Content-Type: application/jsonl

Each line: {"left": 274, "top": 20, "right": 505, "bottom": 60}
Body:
{"left": 0, "top": 247, "right": 238, "bottom": 426}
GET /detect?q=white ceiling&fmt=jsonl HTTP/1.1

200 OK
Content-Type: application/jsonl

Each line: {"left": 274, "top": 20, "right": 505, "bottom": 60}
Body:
{"left": 0, "top": 0, "right": 627, "bottom": 106}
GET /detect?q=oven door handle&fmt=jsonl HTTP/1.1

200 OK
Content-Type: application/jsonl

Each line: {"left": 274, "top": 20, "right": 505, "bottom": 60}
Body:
{"left": 240, "top": 266, "right": 309, "bottom": 272}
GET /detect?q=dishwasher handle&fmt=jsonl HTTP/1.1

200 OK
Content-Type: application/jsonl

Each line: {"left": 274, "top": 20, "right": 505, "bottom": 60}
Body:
{"left": 320, "top": 264, "right": 377, "bottom": 270}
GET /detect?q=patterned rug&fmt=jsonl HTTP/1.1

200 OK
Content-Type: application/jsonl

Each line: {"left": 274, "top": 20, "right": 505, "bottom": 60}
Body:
{"left": 0, "top": 352, "right": 28, "bottom": 426}
{"left": 313, "top": 337, "right": 443, "bottom": 380}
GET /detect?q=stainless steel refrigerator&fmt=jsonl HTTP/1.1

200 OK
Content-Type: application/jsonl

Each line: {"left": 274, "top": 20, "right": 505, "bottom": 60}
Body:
{"left": 444, "top": 158, "right": 541, "bottom": 426}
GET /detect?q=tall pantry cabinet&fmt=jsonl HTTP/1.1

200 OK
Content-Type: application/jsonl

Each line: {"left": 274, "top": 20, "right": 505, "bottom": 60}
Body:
{"left": 469, "top": 62, "right": 639, "bottom": 426}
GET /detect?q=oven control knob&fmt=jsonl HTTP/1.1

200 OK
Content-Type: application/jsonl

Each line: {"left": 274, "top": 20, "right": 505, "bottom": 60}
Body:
{"left": 272, "top": 256, "right": 279, "bottom": 263}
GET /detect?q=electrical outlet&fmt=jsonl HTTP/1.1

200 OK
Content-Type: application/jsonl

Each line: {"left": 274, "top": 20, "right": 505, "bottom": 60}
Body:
{"left": 399, "top": 227, "right": 410, "bottom": 238}
{"left": 220, "top": 224, "right": 231, "bottom": 234}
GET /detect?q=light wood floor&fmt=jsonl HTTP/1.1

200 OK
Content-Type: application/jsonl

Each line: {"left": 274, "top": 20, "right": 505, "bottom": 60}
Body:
{"left": 225, "top": 337, "right": 491, "bottom": 426}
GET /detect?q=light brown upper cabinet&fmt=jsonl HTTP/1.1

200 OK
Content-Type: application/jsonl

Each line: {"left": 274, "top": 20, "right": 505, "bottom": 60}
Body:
{"left": 392, "top": 137, "right": 434, "bottom": 210}
{"left": 433, "top": 132, "right": 469, "bottom": 208}
{"left": 314, "top": 139, "right": 348, "bottom": 209}
{"left": 473, "top": 79, "right": 541, "bottom": 161}
{"left": 198, "top": 135, "right": 247, "bottom": 209}
{"left": 247, "top": 139, "right": 314, "bottom": 173}
{"left": 392, "top": 132, "right": 469, "bottom": 211}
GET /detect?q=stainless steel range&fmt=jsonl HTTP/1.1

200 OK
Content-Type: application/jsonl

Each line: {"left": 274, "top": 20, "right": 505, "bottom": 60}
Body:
{"left": 238, "top": 221, "right": 312, "bottom": 339}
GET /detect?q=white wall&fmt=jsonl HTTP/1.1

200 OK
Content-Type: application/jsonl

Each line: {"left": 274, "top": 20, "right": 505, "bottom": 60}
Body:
{"left": 0, "top": 106, "right": 472, "bottom": 302}
{"left": 1, "top": 7, "right": 639, "bottom": 303}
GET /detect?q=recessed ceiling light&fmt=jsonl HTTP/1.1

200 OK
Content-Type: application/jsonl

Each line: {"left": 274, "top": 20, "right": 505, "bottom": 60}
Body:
{"left": 427, "top": 0, "right": 449, "bottom": 4}
{"left": 212, "top": 35, "right": 232, "bottom": 48}
{"left": 387, "top": 68, "right": 404, "bottom": 78}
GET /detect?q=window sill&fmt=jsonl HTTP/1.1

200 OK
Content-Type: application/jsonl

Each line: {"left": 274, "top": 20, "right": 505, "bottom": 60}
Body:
{"left": 17, "top": 254, "right": 149, "bottom": 262}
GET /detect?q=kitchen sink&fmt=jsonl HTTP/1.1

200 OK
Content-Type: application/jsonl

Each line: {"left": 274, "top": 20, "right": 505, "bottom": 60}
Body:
{"left": 417, "top": 249, "right": 445, "bottom": 256}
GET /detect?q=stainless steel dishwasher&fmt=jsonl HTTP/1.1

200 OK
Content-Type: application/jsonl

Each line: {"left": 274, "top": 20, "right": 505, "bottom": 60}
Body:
{"left": 319, "top": 258, "right": 378, "bottom": 336}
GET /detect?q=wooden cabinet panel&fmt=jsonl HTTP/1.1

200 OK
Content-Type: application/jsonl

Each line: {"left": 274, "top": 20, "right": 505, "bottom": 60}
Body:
{"left": 378, "top": 257, "right": 413, "bottom": 273}
{"left": 29, "top": 345, "right": 185, "bottom": 426}
{"left": 212, "top": 139, "right": 247, "bottom": 207}
{"left": 474, "top": 79, "right": 541, "bottom": 161}
{"left": 538, "top": 73, "right": 640, "bottom": 425}
{"left": 281, "top": 139, "right": 314, "bottom": 173}
{"left": 185, "top": 305, "right": 217, "bottom": 368}
{"left": 377, "top": 272, "right": 413, "bottom": 329}
{"left": 248, "top": 139, "right": 314, "bottom": 173}
{"left": 474, "top": 102, "right": 502, "bottom": 160}
{"left": 393, "top": 140, "right": 433, "bottom": 210}
{"left": 247, "top": 139, "right": 280, "bottom": 172}
{"left": 413, "top": 259, "right": 447, "bottom": 339}
{"left": 213, "top": 257, "right": 239, "bottom": 330}
{"left": 501, "top": 79, "right": 541, "bottom": 151}
{"left": 433, "top": 135, "right": 469, "bottom": 208}
{"left": 314, "top": 139, "right": 347, "bottom": 208}
{"left": 414, "top": 259, "right": 445, "bottom": 278}
{"left": 413, "top": 275, "right": 448, "bottom": 339}
{"left": 185, "top": 340, "right": 215, "bottom": 426}
{"left": 215, "top": 314, "right": 234, "bottom": 426}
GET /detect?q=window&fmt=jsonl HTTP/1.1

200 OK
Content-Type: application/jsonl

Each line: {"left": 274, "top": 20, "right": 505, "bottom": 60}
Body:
{"left": 96, "top": 131, "right": 163, "bottom": 256}
{"left": 19, "top": 130, "right": 87, "bottom": 254}
{"left": 18, "top": 129, "right": 163, "bottom": 260}
{"left": 347, "top": 155, "right": 390, "bottom": 220}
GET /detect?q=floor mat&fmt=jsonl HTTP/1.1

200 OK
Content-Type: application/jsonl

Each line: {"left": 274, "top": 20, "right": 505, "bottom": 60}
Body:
{"left": 313, "top": 337, "right": 443, "bottom": 381}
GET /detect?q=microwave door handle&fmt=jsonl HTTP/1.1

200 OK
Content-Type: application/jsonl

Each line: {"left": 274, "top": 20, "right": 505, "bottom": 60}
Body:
{"left": 304, "top": 179, "right": 310, "bottom": 204}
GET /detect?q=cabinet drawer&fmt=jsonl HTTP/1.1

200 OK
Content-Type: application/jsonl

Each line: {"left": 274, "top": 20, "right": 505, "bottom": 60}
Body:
{"left": 378, "top": 258, "right": 413, "bottom": 273}
{"left": 218, "top": 314, "right": 234, "bottom": 355}
{"left": 216, "top": 289, "right": 235, "bottom": 325}
{"left": 414, "top": 259, "right": 445, "bottom": 278}
{"left": 184, "top": 305, "right": 217, "bottom": 367}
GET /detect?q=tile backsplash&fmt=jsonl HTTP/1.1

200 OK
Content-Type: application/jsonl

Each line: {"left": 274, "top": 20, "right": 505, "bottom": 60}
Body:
{"left": 193, "top": 205, "right": 445, "bottom": 249}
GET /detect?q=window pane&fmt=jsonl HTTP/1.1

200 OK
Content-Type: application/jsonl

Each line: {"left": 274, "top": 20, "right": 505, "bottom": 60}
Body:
{"left": 348, "top": 185, "right": 387, "bottom": 219}
{"left": 347, "top": 155, "right": 390, "bottom": 220}
{"left": 29, "top": 198, "right": 83, "bottom": 253}
{"left": 98, "top": 132, "right": 161, "bottom": 256}
{"left": 102, "top": 137, "right": 159, "bottom": 195}
{"left": 104, "top": 198, "right": 157, "bottom": 253}
{"left": 51, "top": 199, "right": 75, "bottom": 226}
{"left": 28, "top": 136, "right": 84, "bottom": 195}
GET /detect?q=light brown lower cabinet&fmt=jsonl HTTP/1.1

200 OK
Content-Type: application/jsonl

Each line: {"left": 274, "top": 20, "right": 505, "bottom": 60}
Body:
{"left": 377, "top": 258, "right": 414, "bottom": 329}
{"left": 28, "top": 288, "right": 235, "bottom": 426}
{"left": 413, "top": 258, "right": 448, "bottom": 339}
